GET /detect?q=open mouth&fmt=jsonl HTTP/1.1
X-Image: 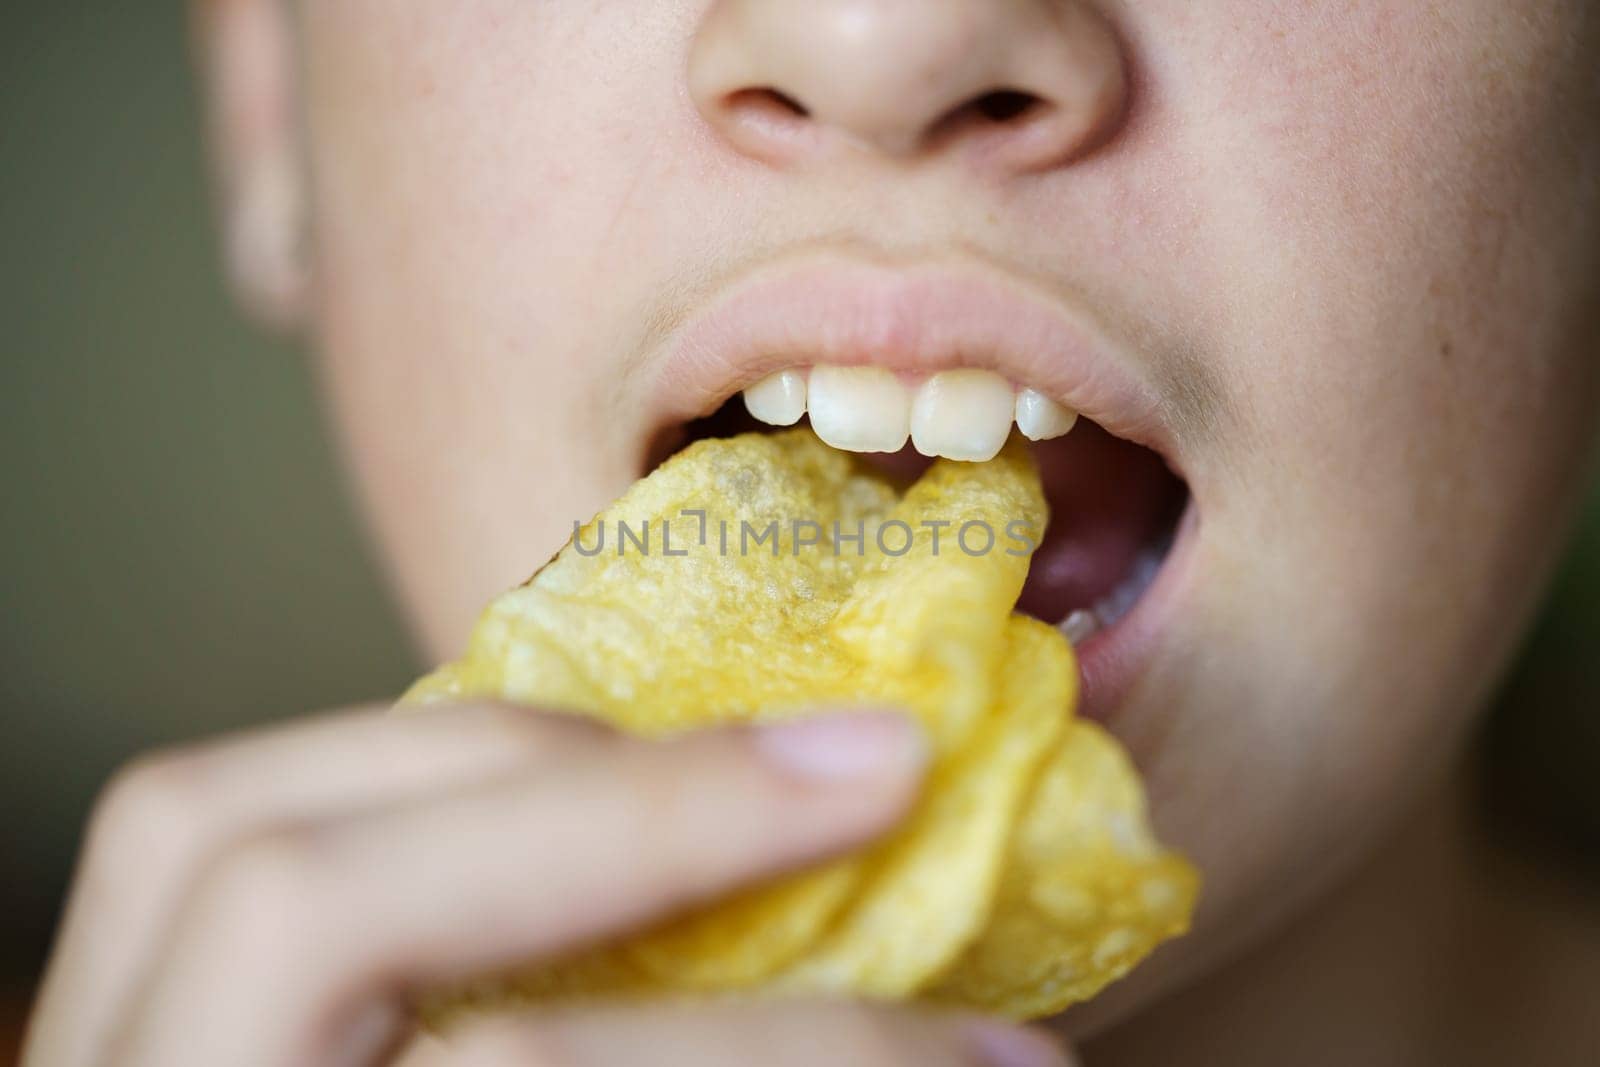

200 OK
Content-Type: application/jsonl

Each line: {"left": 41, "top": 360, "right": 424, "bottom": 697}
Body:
{"left": 639, "top": 253, "right": 1195, "bottom": 718}
{"left": 650, "top": 379, "right": 1189, "bottom": 657}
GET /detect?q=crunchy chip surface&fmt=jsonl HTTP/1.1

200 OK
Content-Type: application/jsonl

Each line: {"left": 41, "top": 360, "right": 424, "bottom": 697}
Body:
{"left": 405, "top": 429, "right": 1196, "bottom": 1019}
{"left": 930, "top": 719, "right": 1200, "bottom": 1017}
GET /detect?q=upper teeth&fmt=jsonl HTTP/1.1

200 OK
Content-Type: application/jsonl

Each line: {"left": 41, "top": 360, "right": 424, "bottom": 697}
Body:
{"left": 807, "top": 366, "right": 912, "bottom": 453}
{"left": 741, "top": 368, "right": 807, "bottom": 427}
{"left": 911, "top": 369, "right": 1016, "bottom": 462}
{"left": 1015, "top": 387, "right": 1079, "bottom": 441}
{"left": 743, "top": 366, "right": 1079, "bottom": 461}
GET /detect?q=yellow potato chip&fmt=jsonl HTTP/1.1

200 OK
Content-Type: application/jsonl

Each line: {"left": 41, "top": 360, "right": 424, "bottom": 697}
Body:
{"left": 772, "top": 615, "right": 1068, "bottom": 998}
{"left": 930, "top": 720, "right": 1200, "bottom": 1017}
{"left": 625, "top": 866, "right": 862, "bottom": 988}
{"left": 403, "top": 428, "right": 1196, "bottom": 1020}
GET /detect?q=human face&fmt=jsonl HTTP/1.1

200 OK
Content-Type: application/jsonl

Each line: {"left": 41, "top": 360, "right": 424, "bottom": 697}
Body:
{"left": 229, "top": 0, "right": 1600, "bottom": 1020}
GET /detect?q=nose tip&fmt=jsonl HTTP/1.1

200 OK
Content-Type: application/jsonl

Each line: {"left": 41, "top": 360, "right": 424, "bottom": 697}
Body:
{"left": 689, "top": 0, "right": 1127, "bottom": 172}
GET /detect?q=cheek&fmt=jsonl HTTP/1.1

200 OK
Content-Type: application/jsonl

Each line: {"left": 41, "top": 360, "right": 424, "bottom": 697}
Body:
{"left": 297, "top": 2, "right": 714, "bottom": 654}
{"left": 1102, "top": 0, "right": 1599, "bottom": 960}
{"left": 1136, "top": 0, "right": 1599, "bottom": 665}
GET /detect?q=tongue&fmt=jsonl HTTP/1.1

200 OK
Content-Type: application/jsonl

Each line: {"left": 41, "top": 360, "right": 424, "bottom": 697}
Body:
{"left": 1013, "top": 422, "right": 1184, "bottom": 626}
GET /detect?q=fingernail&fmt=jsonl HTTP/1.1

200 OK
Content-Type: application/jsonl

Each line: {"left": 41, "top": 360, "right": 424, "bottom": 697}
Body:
{"left": 750, "top": 711, "right": 926, "bottom": 782}
{"left": 964, "top": 1020, "right": 1073, "bottom": 1067}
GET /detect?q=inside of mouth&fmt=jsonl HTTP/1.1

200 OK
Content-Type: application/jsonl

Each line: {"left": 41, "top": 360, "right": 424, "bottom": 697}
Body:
{"left": 652, "top": 397, "right": 1189, "bottom": 637}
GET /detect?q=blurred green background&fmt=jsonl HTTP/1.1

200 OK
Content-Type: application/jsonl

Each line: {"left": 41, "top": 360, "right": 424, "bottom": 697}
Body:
{"left": 1, "top": 0, "right": 1596, "bottom": 1041}
{"left": 0, "top": 2, "right": 417, "bottom": 998}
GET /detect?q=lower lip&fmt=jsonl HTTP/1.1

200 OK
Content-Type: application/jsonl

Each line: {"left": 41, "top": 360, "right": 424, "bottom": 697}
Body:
{"left": 1071, "top": 500, "right": 1199, "bottom": 722}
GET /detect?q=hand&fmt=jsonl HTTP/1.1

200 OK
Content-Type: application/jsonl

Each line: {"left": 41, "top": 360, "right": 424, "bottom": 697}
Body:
{"left": 21, "top": 704, "right": 1074, "bottom": 1067}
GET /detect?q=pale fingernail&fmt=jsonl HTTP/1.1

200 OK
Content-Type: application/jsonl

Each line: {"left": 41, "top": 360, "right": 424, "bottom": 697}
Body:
{"left": 750, "top": 711, "right": 926, "bottom": 782}
{"left": 964, "top": 1020, "right": 1074, "bottom": 1067}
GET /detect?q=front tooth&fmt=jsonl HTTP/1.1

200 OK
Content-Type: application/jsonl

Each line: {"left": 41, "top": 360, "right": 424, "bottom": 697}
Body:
{"left": 743, "top": 369, "right": 807, "bottom": 426}
{"left": 910, "top": 369, "right": 1016, "bottom": 462}
{"left": 807, "top": 366, "right": 911, "bottom": 453}
{"left": 1015, "top": 388, "right": 1079, "bottom": 441}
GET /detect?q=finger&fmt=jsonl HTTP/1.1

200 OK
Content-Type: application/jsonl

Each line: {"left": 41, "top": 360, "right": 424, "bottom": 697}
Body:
{"left": 445, "top": 1001, "right": 1075, "bottom": 1067}
{"left": 111, "top": 712, "right": 927, "bottom": 1067}
{"left": 25, "top": 703, "right": 611, "bottom": 1067}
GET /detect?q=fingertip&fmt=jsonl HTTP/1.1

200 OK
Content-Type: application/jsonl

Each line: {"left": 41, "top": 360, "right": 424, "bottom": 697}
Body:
{"left": 962, "top": 1018, "right": 1077, "bottom": 1067}
{"left": 748, "top": 709, "right": 927, "bottom": 783}
{"left": 960, "top": 1017, "right": 1075, "bottom": 1067}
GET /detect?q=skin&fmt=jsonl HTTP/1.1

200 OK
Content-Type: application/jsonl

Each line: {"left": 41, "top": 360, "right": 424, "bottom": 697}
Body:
{"left": 24, "top": 1, "right": 1600, "bottom": 1064}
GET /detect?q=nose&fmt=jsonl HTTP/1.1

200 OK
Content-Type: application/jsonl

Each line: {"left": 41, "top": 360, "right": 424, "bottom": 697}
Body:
{"left": 689, "top": 0, "right": 1128, "bottom": 172}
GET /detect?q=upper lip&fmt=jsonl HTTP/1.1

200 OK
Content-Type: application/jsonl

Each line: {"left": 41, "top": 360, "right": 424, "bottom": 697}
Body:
{"left": 643, "top": 249, "right": 1175, "bottom": 458}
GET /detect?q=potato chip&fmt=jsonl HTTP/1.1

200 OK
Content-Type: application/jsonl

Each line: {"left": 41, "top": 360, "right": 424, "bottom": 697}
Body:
{"left": 929, "top": 719, "right": 1200, "bottom": 1017}
{"left": 771, "top": 615, "right": 1067, "bottom": 998}
{"left": 403, "top": 428, "right": 1196, "bottom": 1020}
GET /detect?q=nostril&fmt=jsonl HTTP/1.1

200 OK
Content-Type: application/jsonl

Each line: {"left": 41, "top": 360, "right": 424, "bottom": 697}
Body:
{"left": 970, "top": 89, "right": 1042, "bottom": 124}
{"left": 710, "top": 87, "right": 817, "bottom": 164}
{"left": 925, "top": 88, "right": 1053, "bottom": 153}
{"left": 726, "top": 87, "right": 811, "bottom": 119}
